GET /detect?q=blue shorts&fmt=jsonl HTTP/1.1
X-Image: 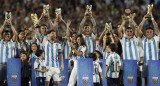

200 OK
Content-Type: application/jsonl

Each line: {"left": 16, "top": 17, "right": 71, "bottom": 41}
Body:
{"left": 107, "top": 77, "right": 118, "bottom": 86}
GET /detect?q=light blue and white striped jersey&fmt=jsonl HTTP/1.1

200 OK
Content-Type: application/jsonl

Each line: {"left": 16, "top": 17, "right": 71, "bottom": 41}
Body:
{"left": 96, "top": 44, "right": 110, "bottom": 59}
{"left": 34, "top": 58, "right": 46, "bottom": 77}
{"left": 0, "top": 40, "right": 16, "bottom": 64}
{"left": 95, "top": 44, "right": 103, "bottom": 55}
{"left": 25, "top": 40, "right": 32, "bottom": 46}
{"left": 82, "top": 33, "right": 96, "bottom": 54}
{"left": 142, "top": 35, "right": 159, "bottom": 62}
{"left": 62, "top": 38, "right": 71, "bottom": 59}
{"left": 43, "top": 39, "right": 62, "bottom": 68}
{"left": 93, "top": 61, "right": 102, "bottom": 83}
{"left": 36, "top": 40, "right": 43, "bottom": 50}
{"left": 120, "top": 36, "right": 139, "bottom": 60}
{"left": 36, "top": 35, "right": 49, "bottom": 50}
{"left": 103, "top": 51, "right": 110, "bottom": 59}
{"left": 106, "top": 52, "right": 121, "bottom": 78}
{"left": 72, "top": 45, "right": 86, "bottom": 60}
{"left": 16, "top": 42, "right": 28, "bottom": 51}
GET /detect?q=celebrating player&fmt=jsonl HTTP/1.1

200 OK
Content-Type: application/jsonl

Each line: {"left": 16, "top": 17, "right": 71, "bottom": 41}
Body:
{"left": 68, "top": 34, "right": 87, "bottom": 86}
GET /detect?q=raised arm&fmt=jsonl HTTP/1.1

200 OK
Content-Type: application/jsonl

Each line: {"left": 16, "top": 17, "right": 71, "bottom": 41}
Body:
{"left": 79, "top": 17, "right": 86, "bottom": 34}
{"left": 59, "top": 52, "right": 64, "bottom": 71}
{"left": 102, "top": 35, "right": 107, "bottom": 51}
{"left": 66, "top": 20, "right": 71, "bottom": 42}
{"left": 118, "top": 16, "right": 126, "bottom": 39}
{"left": 130, "top": 13, "right": 140, "bottom": 37}
{"left": 138, "top": 15, "right": 148, "bottom": 36}
{"left": 36, "top": 13, "right": 44, "bottom": 25}
{"left": 8, "top": 20, "right": 18, "bottom": 42}
{"left": 150, "top": 13, "right": 159, "bottom": 35}
{"left": 0, "top": 20, "right": 7, "bottom": 40}
{"left": 34, "top": 27, "right": 42, "bottom": 42}
{"left": 46, "top": 12, "right": 57, "bottom": 30}
{"left": 90, "top": 11, "right": 97, "bottom": 34}
{"left": 130, "top": 13, "right": 138, "bottom": 27}
{"left": 98, "top": 24, "right": 107, "bottom": 45}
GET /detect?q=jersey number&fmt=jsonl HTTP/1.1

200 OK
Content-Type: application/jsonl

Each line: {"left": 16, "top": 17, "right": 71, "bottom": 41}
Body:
{"left": 111, "top": 61, "right": 119, "bottom": 72}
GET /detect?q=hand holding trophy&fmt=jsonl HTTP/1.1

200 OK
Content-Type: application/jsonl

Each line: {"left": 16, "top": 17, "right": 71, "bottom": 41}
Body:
{"left": 5, "top": 11, "right": 12, "bottom": 26}
{"left": 43, "top": 4, "right": 49, "bottom": 18}
{"left": 55, "top": 8, "right": 62, "bottom": 22}
{"left": 145, "top": 4, "right": 153, "bottom": 18}
{"left": 31, "top": 13, "right": 39, "bottom": 27}
{"left": 85, "top": 5, "right": 92, "bottom": 18}
{"left": 123, "top": 9, "right": 131, "bottom": 20}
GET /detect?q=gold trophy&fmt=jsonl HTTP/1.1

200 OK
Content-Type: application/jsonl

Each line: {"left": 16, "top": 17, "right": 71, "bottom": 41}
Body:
{"left": 5, "top": 11, "right": 12, "bottom": 26}
{"left": 31, "top": 13, "right": 38, "bottom": 26}
{"left": 85, "top": 5, "right": 92, "bottom": 18}
{"left": 43, "top": 4, "right": 49, "bottom": 17}
{"left": 145, "top": 4, "right": 153, "bottom": 18}
{"left": 105, "top": 22, "right": 111, "bottom": 35}
{"left": 55, "top": 8, "right": 61, "bottom": 22}
{"left": 122, "top": 14, "right": 131, "bottom": 20}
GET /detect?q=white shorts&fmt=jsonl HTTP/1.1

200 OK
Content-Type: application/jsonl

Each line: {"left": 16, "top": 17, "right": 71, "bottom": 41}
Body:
{"left": 46, "top": 67, "right": 61, "bottom": 82}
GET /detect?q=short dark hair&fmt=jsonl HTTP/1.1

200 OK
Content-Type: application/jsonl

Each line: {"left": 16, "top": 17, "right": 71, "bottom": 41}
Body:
{"left": 35, "top": 50, "right": 43, "bottom": 57}
{"left": 145, "top": 26, "right": 154, "bottom": 31}
{"left": 125, "top": 26, "right": 133, "bottom": 31}
{"left": 109, "top": 43, "right": 117, "bottom": 52}
{"left": 35, "top": 25, "right": 40, "bottom": 28}
{"left": 2, "top": 29, "right": 11, "bottom": 34}
{"left": 84, "top": 20, "right": 92, "bottom": 26}
{"left": 2, "top": 27, "right": 12, "bottom": 34}
{"left": 41, "top": 24, "right": 47, "bottom": 27}
{"left": 71, "top": 32, "right": 77, "bottom": 37}
{"left": 21, "top": 50, "right": 27, "bottom": 55}
{"left": 18, "top": 30, "right": 25, "bottom": 34}
{"left": 94, "top": 50, "right": 102, "bottom": 59}
{"left": 47, "top": 29, "right": 56, "bottom": 34}
{"left": 89, "top": 53, "right": 97, "bottom": 61}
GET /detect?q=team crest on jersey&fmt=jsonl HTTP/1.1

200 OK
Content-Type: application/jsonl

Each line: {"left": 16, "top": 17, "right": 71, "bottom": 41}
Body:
{"left": 11, "top": 73, "right": 18, "bottom": 82}
{"left": 87, "top": 38, "right": 92, "bottom": 41}
{"left": 148, "top": 39, "right": 154, "bottom": 43}
{"left": 51, "top": 45, "right": 53, "bottom": 48}
{"left": 82, "top": 74, "right": 89, "bottom": 84}
{"left": 128, "top": 38, "right": 133, "bottom": 42}
{"left": 127, "top": 74, "right": 133, "bottom": 84}
{"left": 152, "top": 75, "right": 158, "bottom": 84}
{"left": 60, "top": 73, "right": 65, "bottom": 82}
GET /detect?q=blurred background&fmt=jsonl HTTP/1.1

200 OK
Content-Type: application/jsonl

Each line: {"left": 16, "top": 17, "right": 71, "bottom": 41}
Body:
{"left": 0, "top": 0, "right": 160, "bottom": 37}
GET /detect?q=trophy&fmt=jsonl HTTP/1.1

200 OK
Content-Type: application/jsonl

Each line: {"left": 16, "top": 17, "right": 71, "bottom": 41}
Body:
{"left": 31, "top": 13, "right": 38, "bottom": 26}
{"left": 122, "top": 13, "right": 131, "bottom": 20}
{"left": 145, "top": 4, "right": 153, "bottom": 18}
{"left": 85, "top": 5, "right": 92, "bottom": 18}
{"left": 55, "top": 8, "right": 61, "bottom": 22}
{"left": 105, "top": 22, "right": 111, "bottom": 35}
{"left": 43, "top": 4, "right": 49, "bottom": 17}
{"left": 5, "top": 11, "right": 12, "bottom": 26}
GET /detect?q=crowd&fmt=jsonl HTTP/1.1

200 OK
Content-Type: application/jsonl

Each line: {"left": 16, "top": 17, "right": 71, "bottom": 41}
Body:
{"left": 0, "top": 0, "right": 160, "bottom": 86}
